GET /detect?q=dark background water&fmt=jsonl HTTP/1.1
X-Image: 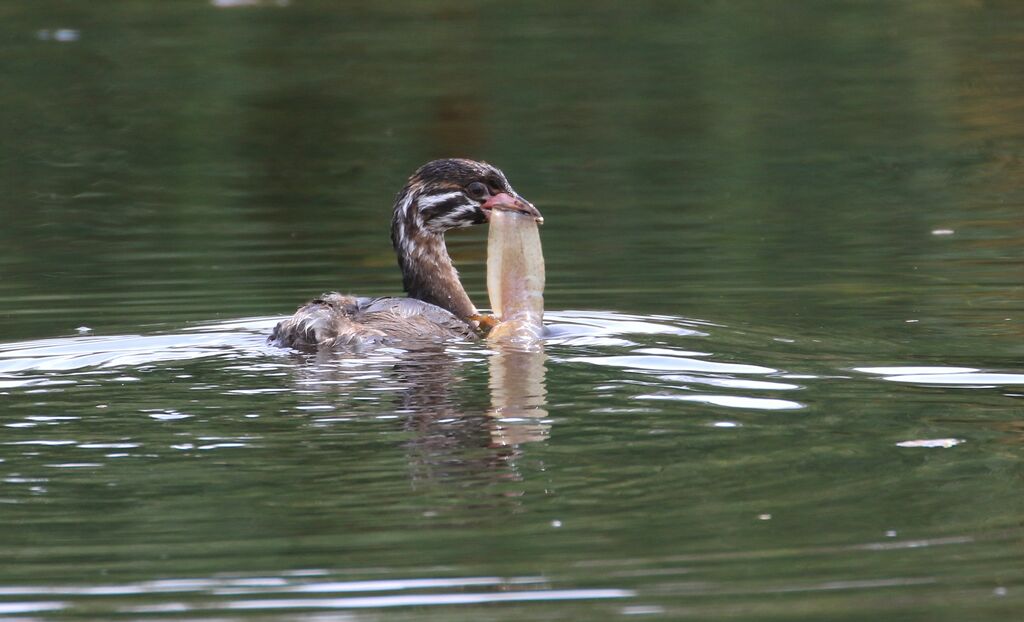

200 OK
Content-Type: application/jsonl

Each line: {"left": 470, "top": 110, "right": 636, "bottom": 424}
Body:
{"left": 1, "top": 1, "right": 1023, "bottom": 620}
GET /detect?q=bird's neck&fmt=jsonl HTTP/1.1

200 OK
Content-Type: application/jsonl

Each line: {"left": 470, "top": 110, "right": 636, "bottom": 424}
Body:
{"left": 396, "top": 231, "right": 477, "bottom": 322}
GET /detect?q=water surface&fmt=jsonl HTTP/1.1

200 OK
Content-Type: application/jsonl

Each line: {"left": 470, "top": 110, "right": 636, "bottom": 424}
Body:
{"left": 2, "top": 1, "right": 1023, "bottom": 620}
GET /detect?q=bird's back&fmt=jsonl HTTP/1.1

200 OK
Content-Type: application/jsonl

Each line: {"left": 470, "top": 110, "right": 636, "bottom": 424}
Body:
{"left": 268, "top": 293, "right": 476, "bottom": 350}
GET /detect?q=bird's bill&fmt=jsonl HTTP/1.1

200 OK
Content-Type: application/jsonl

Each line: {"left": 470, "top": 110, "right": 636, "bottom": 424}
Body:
{"left": 482, "top": 192, "right": 544, "bottom": 224}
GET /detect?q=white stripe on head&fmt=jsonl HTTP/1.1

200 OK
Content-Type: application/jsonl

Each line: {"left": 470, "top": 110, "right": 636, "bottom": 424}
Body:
{"left": 416, "top": 191, "right": 464, "bottom": 211}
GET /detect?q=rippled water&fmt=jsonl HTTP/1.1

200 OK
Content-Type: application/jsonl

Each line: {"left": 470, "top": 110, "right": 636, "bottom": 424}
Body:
{"left": 3, "top": 1, "right": 1024, "bottom": 620}
{"left": 3, "top": 310, "right": 1023, "bottom": 619}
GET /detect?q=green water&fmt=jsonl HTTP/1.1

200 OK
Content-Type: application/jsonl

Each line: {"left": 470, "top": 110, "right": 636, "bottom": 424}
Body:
{"left": 2, "top": 2, "right": 1023, "bottom": 620}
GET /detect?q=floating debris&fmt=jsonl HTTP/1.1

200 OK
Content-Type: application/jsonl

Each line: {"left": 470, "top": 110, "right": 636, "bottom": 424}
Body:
{"left": 36, "top": 29, "right": 79, "bottom": 42}
{"left": 211, "top": 0, "right": 290, "bottom": 7}
{"left": 895, "top": 438, "right": 964, "bottom": 449}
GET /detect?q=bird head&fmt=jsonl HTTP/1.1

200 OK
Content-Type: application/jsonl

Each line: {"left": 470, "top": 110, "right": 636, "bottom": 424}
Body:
{"left": 392, "top": 159, "right": 541, "bottom": 244}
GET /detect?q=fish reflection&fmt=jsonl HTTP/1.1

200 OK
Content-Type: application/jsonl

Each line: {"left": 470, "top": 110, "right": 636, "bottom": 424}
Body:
{"left": 487, "top": 345, "right": 548, "bottom": 447}
{"left": 397, "top": 343, "right": 549, "bottom": 486}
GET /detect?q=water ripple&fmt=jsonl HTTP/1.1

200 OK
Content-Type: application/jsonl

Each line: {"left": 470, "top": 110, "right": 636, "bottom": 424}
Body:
{"left": 571, "top": 355, "right": 775, "bottom": 375}
{"left": 0, "top": 573, "right": 631, "bottom": 617}
{"left": 857, "top": 366, "right": 1024, "bottom": 387}
{"left": 636, "top": 394, "right": 804, "bottom": 411}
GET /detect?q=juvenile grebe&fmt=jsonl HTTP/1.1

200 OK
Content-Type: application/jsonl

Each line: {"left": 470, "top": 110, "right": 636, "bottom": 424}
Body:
{"left": 269, "top": 159, "right": 541, "bottom": 349}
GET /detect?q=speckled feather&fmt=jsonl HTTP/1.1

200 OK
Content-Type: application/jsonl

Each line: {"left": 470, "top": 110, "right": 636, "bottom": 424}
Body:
{"left": 269, "top": 293, "right": 475, "bottom": 350}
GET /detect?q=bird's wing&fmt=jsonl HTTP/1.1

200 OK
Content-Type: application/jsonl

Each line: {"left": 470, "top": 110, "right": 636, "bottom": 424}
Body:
{"left": 359, "top": 297, "right": 476, "bottom": 339}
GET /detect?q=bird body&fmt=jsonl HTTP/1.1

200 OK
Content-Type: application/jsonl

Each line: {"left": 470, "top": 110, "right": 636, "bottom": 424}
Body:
{"left": 269, "top": 159, "right": 541, "bottom": 350}
{"left": 268, "top": 294, "right": 475, "bottom": 349}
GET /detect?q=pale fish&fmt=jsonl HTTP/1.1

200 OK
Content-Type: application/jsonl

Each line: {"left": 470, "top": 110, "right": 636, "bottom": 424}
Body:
{"left": 486, "top": 209, "right": 545, "bottom": 342}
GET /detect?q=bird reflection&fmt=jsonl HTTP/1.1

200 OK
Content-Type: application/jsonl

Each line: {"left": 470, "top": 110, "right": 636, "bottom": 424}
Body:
{"left": 287, "top": 342, "right": 549, "bottom": 485}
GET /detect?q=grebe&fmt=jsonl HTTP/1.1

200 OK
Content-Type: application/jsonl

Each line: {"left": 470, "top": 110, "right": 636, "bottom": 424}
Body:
{"left": 269, "top": 159, "right": 541, "bottom": 349}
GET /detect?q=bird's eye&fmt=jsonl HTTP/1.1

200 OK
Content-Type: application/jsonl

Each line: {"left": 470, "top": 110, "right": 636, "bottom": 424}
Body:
{"left": 466, "top": 181, "right": 489, "bottom": 200}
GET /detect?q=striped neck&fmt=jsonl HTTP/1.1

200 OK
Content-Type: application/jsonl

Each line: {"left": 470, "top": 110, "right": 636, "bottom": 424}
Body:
{"left": 391, "top": 191, "right": 477, "bottom": 322}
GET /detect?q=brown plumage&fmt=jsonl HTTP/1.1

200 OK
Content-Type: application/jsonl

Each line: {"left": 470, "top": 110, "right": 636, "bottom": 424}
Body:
{"left": 269, "top": 159, "right": 540, "bottom": 350}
